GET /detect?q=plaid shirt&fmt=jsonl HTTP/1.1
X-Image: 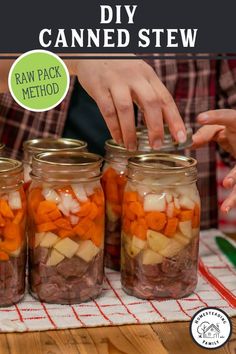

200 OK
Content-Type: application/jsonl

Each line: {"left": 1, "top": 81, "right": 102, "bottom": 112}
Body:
{"left": 1, "top": 56, "right": 236, "bottom": 229}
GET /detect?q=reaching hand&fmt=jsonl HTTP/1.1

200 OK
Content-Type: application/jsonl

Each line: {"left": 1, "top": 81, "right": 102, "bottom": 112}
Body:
{"left": 76, "top": 56, "right": 186, "bottom": 150}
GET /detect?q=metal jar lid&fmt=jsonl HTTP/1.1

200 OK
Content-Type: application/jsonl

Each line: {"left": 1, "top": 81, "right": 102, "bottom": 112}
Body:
{"left": 31, "top": 151, "right": 103, "bottom": 182}
{"left": 23, "top": 138, "right": 87, "bottom": 164}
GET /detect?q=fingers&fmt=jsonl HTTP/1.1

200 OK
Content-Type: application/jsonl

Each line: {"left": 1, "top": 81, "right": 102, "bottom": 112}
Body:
{"left": 192, "top": 125, "right": 224, "bottom": 148}
{"left": 198, "top": 109, "right": 236, "bottom": 128}
{"left": 110, "top": 86, "right": 137, "bottom": 150}
{"left": 132, "top": 81, "right": 164, "bottom": 149}
{"left": 221, "top": 185, "right": 236, "bottom": 213}
{"left": 223, "top": 165, "right": 236, "bottom": 189}
{"left": 149, "top": 72, "right": 186, "bottom": 143}
{"left": 96, "top": 92, "right": 123, "bottom": 145}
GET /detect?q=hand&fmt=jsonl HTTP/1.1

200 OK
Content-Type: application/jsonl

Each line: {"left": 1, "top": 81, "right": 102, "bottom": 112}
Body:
{"left": 192, "top": 109, "right": 236, "bottom": 158}
{"left": 75, "top": 55, "right": 186, "bottom": 150}
{"left": 221, "top": 166, "right": 236, "bottom": 214}
{"left": 192, "top": 109, "right": 236, "bottom": 213}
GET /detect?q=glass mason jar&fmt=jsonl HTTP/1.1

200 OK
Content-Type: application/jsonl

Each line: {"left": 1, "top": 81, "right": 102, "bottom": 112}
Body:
{"left": 121, "top": 154, "right": 200, "bottom": 299}
{"left": 102, "top": 127, "right": 193, "bottom": 271}
{"left": 28, "top": 151, "right": 104, "bottom": 304}
{"left": 23, "top": 138, "right": 87, "bottom": 189}
{"left": 0, "top": 158, "right": 27, "bottom": 306}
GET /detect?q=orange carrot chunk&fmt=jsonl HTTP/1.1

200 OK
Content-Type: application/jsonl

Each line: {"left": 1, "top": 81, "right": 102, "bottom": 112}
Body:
{"left": 164, "top": 217, "right": 179, "bottom": 237}
{"left": 48, "top": 208, "right": 62, "bottom": 221}
{"left": 0, "top": 214, "right": 6, "bottom": 227}
{"left": 0, "top": 200, "right": 14, "bottom": 218}
{"left": 145, "top": 212, "right": 167, "bottom": 232}
{"left": 128, "top": 201, "right": 145, "bottom": 218}
{"left": 179, "top": 209, "right": 194, "bottom": 222}
{"left": 37, "top": 221, "right": 57, "bottom": 233}
{"left": 13, "top": 210, "right": 24, "bottom": 225}
{"left": 3, "top": 222, "right": 21, "bottom": 240}
{"left": 0, "top": 250, "right": 9, "bottom": 261}
{"left": 54, "top": 218, "right": 72, "bottom": 230}
{"left": 37, "top": 200, "right": 57, "bottom": 215}
{"left": 123, "top": 191, "right": 138, "bottom": 203}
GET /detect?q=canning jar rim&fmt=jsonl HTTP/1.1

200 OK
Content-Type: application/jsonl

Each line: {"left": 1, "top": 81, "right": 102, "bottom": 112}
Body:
{"left": 128, "top": 153, "right": 197, "bottom": 171}
{"left": 0, "top": 157, "right": 23, "bottom": 173}
{"left": 33, "top": 151, "right": 103, "bottom": 167}
{"left": 0, "top": 157, "right": 24, "bottom": 190}
{"left": 23, "top": 137, "right": 88, "bottom": 155}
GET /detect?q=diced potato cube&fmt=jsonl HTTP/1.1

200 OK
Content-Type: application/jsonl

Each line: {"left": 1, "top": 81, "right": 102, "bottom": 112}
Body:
{"left": 35, "top": 232, "right": 46, "bottom": 247}
{"left": 132, "top": 236, "right": 146, "bottom": 250}
{"left": 142, "top": 249, "right": 163, "bottom": 265}
{"left": 46, "top": 249, "right": 65, "bottom": 266}
{"left": 144, "top": 194, "right": 166, "bottom": 212}
{"left": 129, "top": 236, "right": 147, "bottom": 257}
{"left": 147, "top": 229, "right": 170, "bottom": 252}
{"left": 40, "top": 232, "right": 59, "bottom": 248}
{"left": 159, "top": 239, "right": 184, "bottom": 258}
{"left": 179, "top": 221, "right": 192, "bottom": 238}
{"left": 76, "top": 240, "right": 99, "bottom": 262}
{"left": 54, "top": 237, "right": 79, "bottom": 258}
{"left": 173, "top": 231, "right": 190, "bottom": 246}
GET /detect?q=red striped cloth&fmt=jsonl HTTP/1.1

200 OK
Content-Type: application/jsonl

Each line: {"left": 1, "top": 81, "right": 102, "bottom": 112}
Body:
{"left": 0, "top": 229, "right": 235, "bottom": 332}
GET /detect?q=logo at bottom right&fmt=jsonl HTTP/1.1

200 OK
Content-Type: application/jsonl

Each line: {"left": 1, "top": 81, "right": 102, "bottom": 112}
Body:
{"left": 190, "top": 307, "right": 232, "bottom": 349}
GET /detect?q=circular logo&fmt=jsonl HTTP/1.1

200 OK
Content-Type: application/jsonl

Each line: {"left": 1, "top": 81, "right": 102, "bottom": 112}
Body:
{"left": 8, "top": 50, "right": 70, "bottom": 112}
{"left": 190, "top": 307, "right": 232, "bottom": 349}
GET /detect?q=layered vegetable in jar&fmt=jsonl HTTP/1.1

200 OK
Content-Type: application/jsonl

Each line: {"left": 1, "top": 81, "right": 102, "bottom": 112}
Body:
{"left": 121, "top": 154, "right": 200, "bottom": 299}
{"left": 23, "top": 138, "right": 87, "bottom": 190}
{"left": 28, "top": 151, "right": 104, "bottom": 304}
{"left": 102, "top": 126, "right": 193, "bottom": 271}
{"left": 0, "top": 158, "right": 27, "bottom": 306}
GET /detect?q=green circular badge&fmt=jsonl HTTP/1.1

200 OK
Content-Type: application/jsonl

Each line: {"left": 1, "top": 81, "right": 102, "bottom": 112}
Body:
{"left": 8, "top": 50, "right": 70, "bottom": 112}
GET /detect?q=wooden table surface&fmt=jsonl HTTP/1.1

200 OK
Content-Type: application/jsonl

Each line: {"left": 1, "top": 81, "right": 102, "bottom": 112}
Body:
{"left": 0, "top": 234, "right": 235, "bottom": 354}
{"left": 0, "top": 319, "right": 235, "bottom": 354}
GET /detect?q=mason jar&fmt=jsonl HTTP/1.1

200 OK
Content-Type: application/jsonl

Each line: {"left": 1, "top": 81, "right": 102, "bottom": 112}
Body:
{"left": 0, "top": 158, "right": 27, "bottom": 306}
{"left": 102, "top": 127, "right": 193, "bottom": 271}
{"left": 121, "top": 153, "right": 200, "bottom": 299}
{"left": 23, "top": 138, "right": 87, "bottom": 189}
{"left": 28, "top": 151, "right": 104, "bottom": 304}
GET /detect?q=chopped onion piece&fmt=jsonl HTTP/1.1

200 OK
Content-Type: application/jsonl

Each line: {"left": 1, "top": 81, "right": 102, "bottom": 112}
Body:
{"left": 72, "top": 184, "right": 88, "bottom": 202}
{"left": 42, "top": 188, "right": 61, "bottom": 204}
{"left": 8, "top": 191, "right": 22, "bottom": 210}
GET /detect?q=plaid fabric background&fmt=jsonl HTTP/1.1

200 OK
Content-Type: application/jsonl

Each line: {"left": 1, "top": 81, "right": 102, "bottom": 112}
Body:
{"left": 138, "top": 55, "right": 236, "bottom": 229}
{"left": 1, "top": 57, "right": 236, "bottom": 229}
